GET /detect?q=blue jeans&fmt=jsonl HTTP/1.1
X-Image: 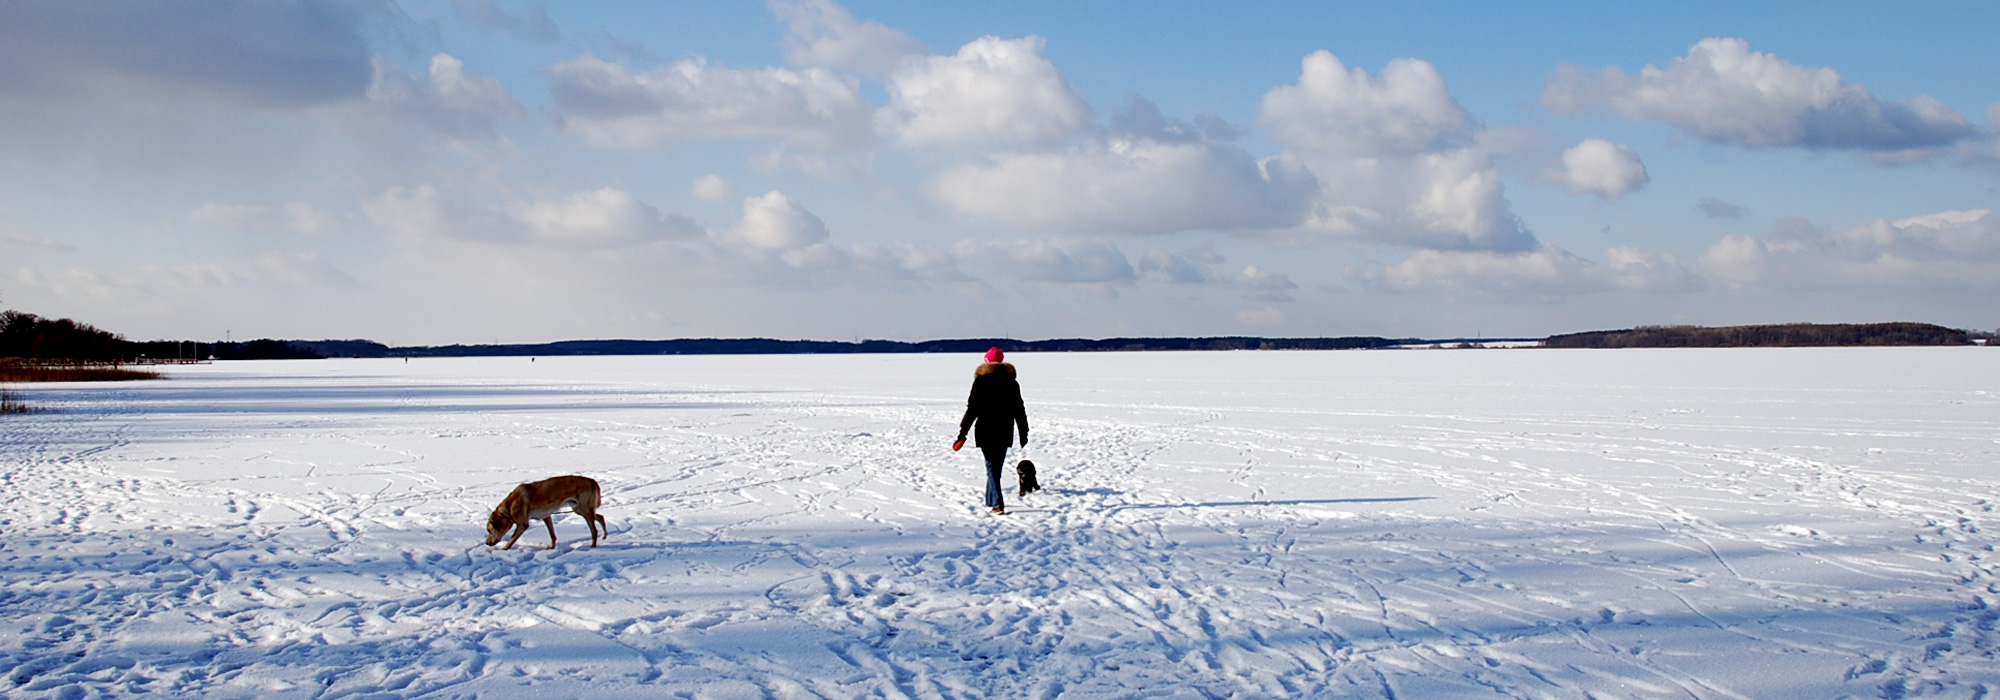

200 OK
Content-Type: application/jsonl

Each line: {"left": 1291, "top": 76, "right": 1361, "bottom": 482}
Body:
{"left": 981, "top": 445, "right": 1009, "bottom": 509}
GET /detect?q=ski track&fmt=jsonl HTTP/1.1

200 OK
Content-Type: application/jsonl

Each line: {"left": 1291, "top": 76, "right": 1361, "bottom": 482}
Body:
{"left": 1, "top": 351, "right": 1997, "bottom": 698}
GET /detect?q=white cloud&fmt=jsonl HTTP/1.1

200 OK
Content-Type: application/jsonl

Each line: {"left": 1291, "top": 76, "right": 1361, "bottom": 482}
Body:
{"left": 770, "top": 0, "right": 926, "bottom": 76}
{"left": 191, "top": 202, "right": 340, "bottom": 235}
{"left": 1138, "top": 247, "right": 1221, "bottom": 284}
{"left": 928, "top": 138, "right": 1317, "bottom": 235}
{"left": 1259, "top": 52, "right": 1533, "bottom": 252}
{"left": 951, "top": 238, "right": 1134, "bottom": 284}
{"left": 515, "top": 188, "right": 701, "bottom": 247}
{"left": 362, "top": 184, "right": 513, "bottom": 241}
{"left": 879, "top": 36, "right": 1091, "bottom": 148}
{"left": 1352, "top": 244, "right": 1692, "bottom": 300}
{"left": 692, "top": 175, "right": 738, "bottom": 202}
{"left": 1260, "top": 51, "right": 1473, "bottom": 158}
{"left": 15, "top": 266, "right": 121, "bottom": 300}
{"left": 1137, "top": 248, "right": 1295, "bottom": 301}
{"left": 769, "top": 239, "right": 967, "bottom": 287}
{"left": 360, "top": 53, "right": 522, "bottom": 139}
{"left": 1696, "top": 209, "right": 2000, "bottom": 289}
{"left": 726, "top": 191, "right": 831, "bottom": 250}
{"left": 1559, "top": 139, "right": 1649, "bottom": 197}
{"left": 358, "top": 182, "right": 971, "bottom": 297}
{"left": 1283, "top": 148, "right": 1535, "bottom": 251}
{"left": 362, "top": 184, "right": 698, "bottom": 248}
{"left": 143, "top": 252, "right": 357, "bottom": 289}
{"left": 550, "top": 55, "right": 871, "bottom": 149}
{"left": 1230, "top": 265, "right": 1298, "bottom": 302}
{"left": 1543, "top": 38, "right": 1977, "bottom": 152}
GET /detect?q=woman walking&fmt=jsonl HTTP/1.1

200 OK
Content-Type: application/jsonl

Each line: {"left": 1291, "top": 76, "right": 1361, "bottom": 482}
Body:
{"left": 954, "top": 347, "right": 1029, "bottom": 515}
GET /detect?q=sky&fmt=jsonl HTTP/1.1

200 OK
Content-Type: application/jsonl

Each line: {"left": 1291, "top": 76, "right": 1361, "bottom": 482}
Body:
{"left": 2, "top": 1, "right": 1997, "bottom": 345}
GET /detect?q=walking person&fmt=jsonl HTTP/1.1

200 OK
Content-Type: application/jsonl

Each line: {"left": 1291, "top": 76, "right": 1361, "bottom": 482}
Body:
{"left": 954, "top": 347, "right": 1029, "bottom": 515}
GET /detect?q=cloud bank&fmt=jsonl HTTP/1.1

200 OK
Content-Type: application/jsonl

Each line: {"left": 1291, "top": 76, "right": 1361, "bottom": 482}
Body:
{"left": 1544, "top": 38, "right": 1978, "bottom": 152}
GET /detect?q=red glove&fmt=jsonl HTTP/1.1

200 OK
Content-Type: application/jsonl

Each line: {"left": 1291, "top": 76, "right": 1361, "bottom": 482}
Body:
{"left": 952, "top": 438, "right": 966, "bottom": 452}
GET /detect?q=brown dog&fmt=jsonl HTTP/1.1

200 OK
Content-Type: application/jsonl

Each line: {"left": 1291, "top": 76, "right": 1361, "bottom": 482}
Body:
{"left": 485, "top": 475, "right": 608, "bottom": 550}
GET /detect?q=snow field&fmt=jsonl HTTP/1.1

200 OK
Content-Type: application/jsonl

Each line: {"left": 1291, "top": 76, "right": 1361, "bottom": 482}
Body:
{"left": 1, "top": 348, "right": 1997, "bottom": 698}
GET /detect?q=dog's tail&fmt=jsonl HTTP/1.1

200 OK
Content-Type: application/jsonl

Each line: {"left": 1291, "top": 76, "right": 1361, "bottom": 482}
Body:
{"left": 584, "top": 483, "right": 610, "bottom": 538}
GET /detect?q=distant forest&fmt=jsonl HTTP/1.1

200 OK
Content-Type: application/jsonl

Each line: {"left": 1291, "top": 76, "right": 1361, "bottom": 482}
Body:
{"left": 1542, "top": 322, "right": 1976, "bottom": 348}
{"left": 320, "top": 336, "right": 1409, "bottom": 358}
{"left": 1, "top": 309, "right": 1990, "bottom": 362}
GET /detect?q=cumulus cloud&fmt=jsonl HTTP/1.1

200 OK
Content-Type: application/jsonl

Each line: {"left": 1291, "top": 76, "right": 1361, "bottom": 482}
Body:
{"left": 927, "top": 134, "right": 1317, "bottom": 235}
{"left": 1352, "top": 244, "right": 1692, "bottom": 301}
{"left": 1697, "top": 197, "right": 1749, "bottom": 219}
{"left": 1559, "top": 139, "right": 1649, "bottom": 197}
{"left": 0, "top": 1, "right": 376, "bottom": 109}
{"left": 1543, "top": 38, "right": 1978, "bottom": 152}
{"left": 692, "top": 175, "right": 738, "bottom": 202}
{"left": 879, "top": 36, "right": 1091, "bottom": 148}
{"left": 1230, "top": 265, "right": 1299, "bottom": 302}
{"left": 516, "top": 188, "right": 703, "bottom": 247}
{"left": 1696, "top": 209, "right": 2000, "bottom": 289}
{"left": 191, "top": 202, "right": 341, "bottom": 235}
{"left": 1259, "top": 52, "right": 1533, "bottom": 252}
{"left": 1261, "top": 51, "right": 1473, "bottom": 158}
{"left": 725, "top": 192, "right": 831, "bottom": 250}
{"left": 771, "top": 0, "right": 926, "bottom": 76}
{"left": 1282, "top": 148, "right": 1535, "bottom": 251}
{"left": 550, "top": 55, "right": 870, "bottom": 149}
{"left": 951, "top": 238, "right": 1135, "bottom": 284}
{"left": 358, "top": 181, "right": 973, "bottom": 296}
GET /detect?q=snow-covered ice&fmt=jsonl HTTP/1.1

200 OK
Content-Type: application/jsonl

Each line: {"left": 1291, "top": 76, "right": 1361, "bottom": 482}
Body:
{"left": 3, "top": 348, "right": 1997, "bottom": 698}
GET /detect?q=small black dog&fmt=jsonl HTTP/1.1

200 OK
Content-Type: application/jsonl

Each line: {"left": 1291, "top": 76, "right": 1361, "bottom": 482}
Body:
{"left": 1017, "top": 459, "right": 1041, "bottom": 496}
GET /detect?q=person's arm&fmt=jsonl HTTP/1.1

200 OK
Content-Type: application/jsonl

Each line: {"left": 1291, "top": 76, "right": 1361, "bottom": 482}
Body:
{"left": 1013, "top": 383, "right": 1029, "bottom": 445}
{"left": 958, "top": 382, "right": 980, "bottom": 441}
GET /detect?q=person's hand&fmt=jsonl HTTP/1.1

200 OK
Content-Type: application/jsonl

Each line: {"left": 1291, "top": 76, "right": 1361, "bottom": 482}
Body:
{"left": 952, "top": 436, "right": 966, "bottom": 452}
{"left": 1019, "top": 431, "right": 1029, "bottom": 446}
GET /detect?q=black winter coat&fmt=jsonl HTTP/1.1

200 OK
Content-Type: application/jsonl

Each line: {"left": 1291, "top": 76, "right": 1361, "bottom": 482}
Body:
{"left": 959, "top": 362, "right": 1028, "bottom": 448}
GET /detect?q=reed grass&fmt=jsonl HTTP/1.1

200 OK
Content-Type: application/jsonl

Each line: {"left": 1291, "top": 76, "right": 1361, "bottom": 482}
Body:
{"left": 0, "top": 361, "right": 163, "bottom": 383}
{"left": 0, "top": 386, "right": 27, "bottom": 415}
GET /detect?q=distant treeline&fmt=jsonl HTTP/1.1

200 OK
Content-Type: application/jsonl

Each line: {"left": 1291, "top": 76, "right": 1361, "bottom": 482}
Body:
{"left": 1543, "top": 323, "right": 1975, "bottom": 349}
{"left": 1, "top": 310, "right": 130, "bottom": 362}
{"left": 3, "top": 309, "right": 335, "bottom": 362}
{"left": 7, "top": 308, "right": 1992, "bottom": 363}
{"left": 296, "top": 336, "right": 1409, "bottom": 358}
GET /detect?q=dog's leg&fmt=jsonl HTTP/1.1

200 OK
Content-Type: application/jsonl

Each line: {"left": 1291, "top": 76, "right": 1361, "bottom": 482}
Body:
{"left": 580, "top": 508, "right": 601, "bottom": 547}
{"left": 502, "top": 522, "right": 528, "bottom": 550}
{"left": 593, "top": 513, "right": 608, "bottom": 546}
{"left": 542, "top": 516, "right": 559, "bottom": 549}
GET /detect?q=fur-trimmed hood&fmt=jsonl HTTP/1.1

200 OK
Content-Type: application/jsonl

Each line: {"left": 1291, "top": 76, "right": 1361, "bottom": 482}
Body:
{"left": 974, "top": 361, "right": 1015, "bottom": 379}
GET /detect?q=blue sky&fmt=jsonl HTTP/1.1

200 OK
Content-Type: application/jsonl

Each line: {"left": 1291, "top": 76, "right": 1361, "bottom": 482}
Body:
{"left": 2, "top": 1, "right": 1996, "bottom": 345}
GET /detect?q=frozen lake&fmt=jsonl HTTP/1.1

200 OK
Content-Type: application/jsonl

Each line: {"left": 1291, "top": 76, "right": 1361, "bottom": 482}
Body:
{"left": 3, "top": 348, "right": 1998, "bottom": 698}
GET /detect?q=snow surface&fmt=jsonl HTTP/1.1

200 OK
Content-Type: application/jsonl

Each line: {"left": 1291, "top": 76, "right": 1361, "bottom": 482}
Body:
{"left": 3, "top": 348, "right": 1998, "bottom": 699}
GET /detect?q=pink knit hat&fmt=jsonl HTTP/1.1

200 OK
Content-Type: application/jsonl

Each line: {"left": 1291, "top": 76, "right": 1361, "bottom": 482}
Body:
{"left": 984, "top": 347, "right": 1004, "bottom": 363}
